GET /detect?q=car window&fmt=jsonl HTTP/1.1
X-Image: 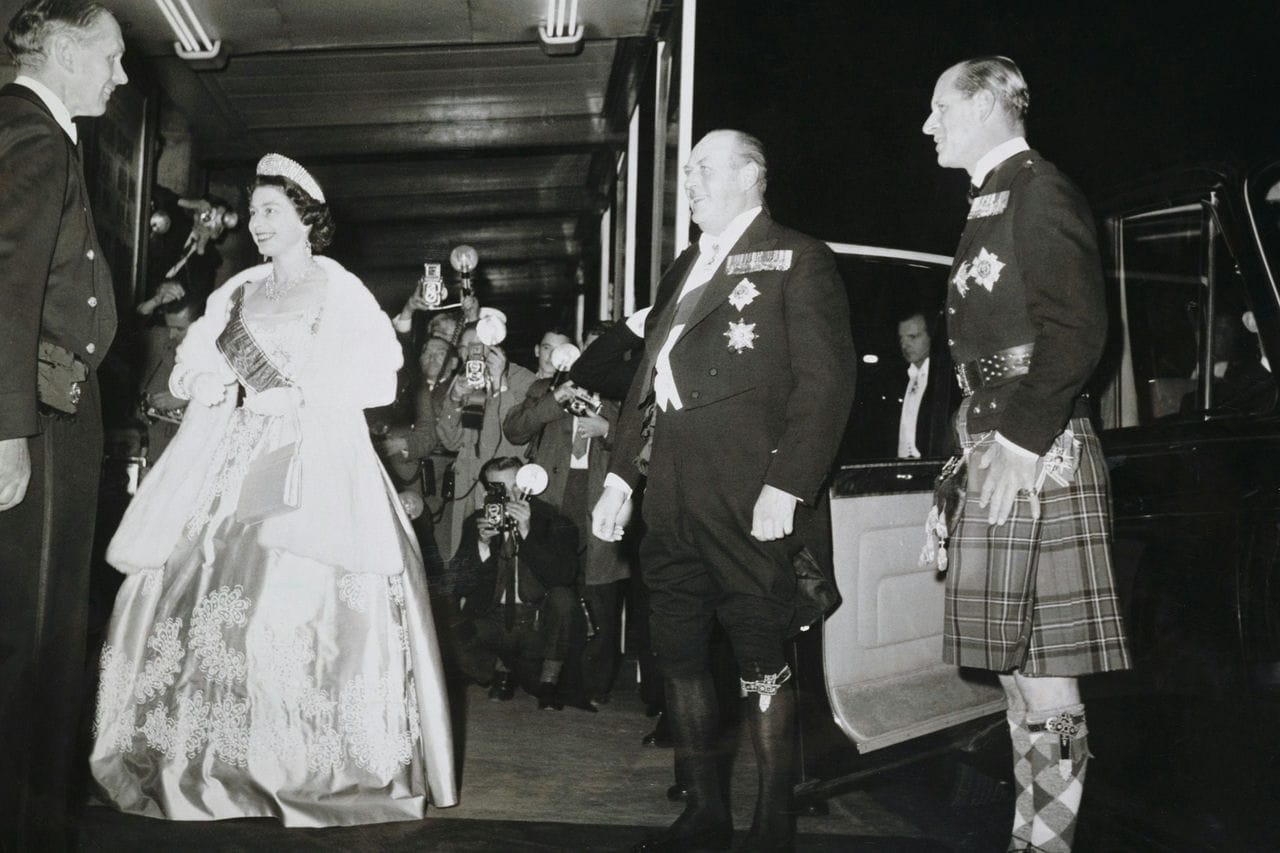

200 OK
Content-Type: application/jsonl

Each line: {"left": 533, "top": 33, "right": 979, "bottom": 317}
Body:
{"left": 1247, "top": 164, "right": 1280, "bottom": 300}
{"left": 831, "top": 253, "right": 956, "bottom": 465}
{"left": 1096, "top": 200, "right": 1275, "bottom": 429}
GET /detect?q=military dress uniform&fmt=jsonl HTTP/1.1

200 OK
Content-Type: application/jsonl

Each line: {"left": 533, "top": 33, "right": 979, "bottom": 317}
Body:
{"left": 0, "top": 82, "right": 117, "bottom": 846}
{"left": 941, "top": 142, "right": 1134, "bottom": 853}
{"left": 942, "top": 146, "right": 1130, "bottom": 677}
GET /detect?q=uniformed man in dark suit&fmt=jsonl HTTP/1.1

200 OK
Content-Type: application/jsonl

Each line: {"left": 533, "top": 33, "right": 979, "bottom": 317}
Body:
{"left": 923, "top": 57, "right": 1131, "bottom": 853}
{"left": 0, "top": 2, "right": 126, "bottom": 848}
{"left": 593, "top": 129, "right": 855, "bottom": 852}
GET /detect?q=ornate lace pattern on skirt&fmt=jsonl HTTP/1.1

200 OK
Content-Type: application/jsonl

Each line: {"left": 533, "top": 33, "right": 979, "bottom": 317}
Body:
{"left": 92, "top": 580, "right": 419, "bottom": 778}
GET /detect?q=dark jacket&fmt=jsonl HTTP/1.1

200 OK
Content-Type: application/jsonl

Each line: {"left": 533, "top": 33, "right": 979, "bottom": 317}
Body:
{"left": 947, "top": 149, "right": 1105, "bottom": 454}
{"left": 609, "top": 213, "right": 857, "bottom": 506}
{"left": 569, "top": 319, "right": 643, "bottom": 401}
{"left": 503, "top": 377, "right": 629, "bottom": 584}
{"left": 448, "top": 497, "right": 578, "bottom": 615}
{"left": 0, "top": 83, "right": 116, "bottom": 439}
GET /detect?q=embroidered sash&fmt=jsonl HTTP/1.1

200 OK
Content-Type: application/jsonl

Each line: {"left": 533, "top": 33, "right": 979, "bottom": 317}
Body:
{"left": 216, "top": 287, "right": 294, "bottom": 393}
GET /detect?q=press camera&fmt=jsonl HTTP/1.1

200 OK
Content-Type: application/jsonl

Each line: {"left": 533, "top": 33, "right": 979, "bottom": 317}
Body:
{"left": 549, "top": 341, "right": 603, "bottom": 416}
{"left": 483, "top": 481, "right": 515, "bottom": 531}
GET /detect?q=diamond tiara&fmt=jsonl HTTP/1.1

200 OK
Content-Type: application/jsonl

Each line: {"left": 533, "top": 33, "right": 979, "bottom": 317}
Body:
{"left": 256, "top": 153, "right": 325, "bottom": 203}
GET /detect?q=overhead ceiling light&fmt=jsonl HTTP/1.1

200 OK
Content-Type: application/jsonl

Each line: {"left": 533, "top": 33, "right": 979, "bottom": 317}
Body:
{"left": 540, "top": 0, "right": 584, "bottom": 56}
{"left": 153, "top": 0, "right": 221, "bottom": 61}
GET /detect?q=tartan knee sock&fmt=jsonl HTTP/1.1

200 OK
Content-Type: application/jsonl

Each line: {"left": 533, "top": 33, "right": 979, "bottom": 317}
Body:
{"left": 1007, "top": 708, "right": 1034, "bottom": 849}
{"left": 1020, "top": 703, "right": 1089, "bottom": 853}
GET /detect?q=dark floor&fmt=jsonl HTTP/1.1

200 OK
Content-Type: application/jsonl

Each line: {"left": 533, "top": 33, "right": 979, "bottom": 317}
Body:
{"left": 77, "top": 669, "right": 1274, "bottom": 852}
{"left": 78, "top": 671, "right": 979, "bottom": 851}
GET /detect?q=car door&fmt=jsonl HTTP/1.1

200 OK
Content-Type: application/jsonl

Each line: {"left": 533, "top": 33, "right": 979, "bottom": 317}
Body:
{"left": 815, "top": 244, "right": 1005, "bottom": 756}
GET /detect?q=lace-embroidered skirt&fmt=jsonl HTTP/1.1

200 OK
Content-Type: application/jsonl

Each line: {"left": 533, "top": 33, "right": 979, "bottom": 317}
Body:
{"left": 89, "top": 410, "right": 456, "bottom": 826}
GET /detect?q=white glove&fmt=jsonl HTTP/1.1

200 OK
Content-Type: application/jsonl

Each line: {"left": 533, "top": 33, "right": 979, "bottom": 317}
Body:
{"left": 244, "top": 386, "right": 300, "bottom": 417}
{"left": 190, "top": 373, "right": 232, "bottom": 407}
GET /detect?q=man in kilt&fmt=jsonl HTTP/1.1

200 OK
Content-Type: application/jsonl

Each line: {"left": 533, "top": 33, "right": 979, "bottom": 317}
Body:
{"left": 923, "top": 57, "right": 1131, "bottom": 852}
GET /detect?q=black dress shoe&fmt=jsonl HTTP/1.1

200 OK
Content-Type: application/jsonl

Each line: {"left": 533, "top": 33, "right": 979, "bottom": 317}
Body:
{"left": 487, "top": 671, "right": 515, "bottom": 702}
{"left": 666, "top": 783, "right": 689, "bottom": 802}
{"left": 560, "top": 695, "right": 599, "bottom": 713}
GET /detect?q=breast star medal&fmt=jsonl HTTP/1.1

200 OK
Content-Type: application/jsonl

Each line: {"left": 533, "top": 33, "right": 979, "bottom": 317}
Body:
{"left": 970, "top": 248, "right": 1005, "bottom": 292}
{"left": 728, "top": 278, "right": 760, "bottom": 311}
{"left": 952, "top": 261, "right": 972, "bottom": 297}
{"left": 725, "top": 319, "right": 757, "bottom": 353}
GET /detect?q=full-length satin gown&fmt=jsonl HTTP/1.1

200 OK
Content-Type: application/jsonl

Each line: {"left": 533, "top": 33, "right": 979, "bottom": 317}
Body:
{"left": 90, "top": 288, "right": 456, "bottom": 826}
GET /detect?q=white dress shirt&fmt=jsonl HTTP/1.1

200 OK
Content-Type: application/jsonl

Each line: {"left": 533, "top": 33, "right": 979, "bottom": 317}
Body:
{"left": 570, "top": 416, "right": 589, "bottom": 469}
{"left": 604, "top": 207, "right": 761, "bottom": 498}
{"left": 652, "top": 206, "right": 761, "bottom": 411}
{"left": 13, "top": 75, "right": 77, "bottom": 143}
{"left": 897, "top": 357, "right": 929, "bottom": 459}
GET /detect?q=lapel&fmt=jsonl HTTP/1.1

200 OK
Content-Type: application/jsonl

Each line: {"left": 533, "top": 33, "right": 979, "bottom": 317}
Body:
{"left": 915, "top": 368, "right": 934, "bottom": 449}
{"left": 632, "top": 247, "right": 698, "bottom": 405}
{"left": 952, "top": 151, "right": 1032, "bottom": 266}
{"left": 678, "top": 212, "right": 776, "bottom": 342}
{"left": 646, "top": 247, "right": 699, "bottom": 343}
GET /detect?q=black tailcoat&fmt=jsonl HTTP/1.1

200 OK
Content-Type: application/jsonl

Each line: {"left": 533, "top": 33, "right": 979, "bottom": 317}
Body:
{"left": 610, "top": 213, "right": 856, "bottom": 602}
{"left": 0, "top": 82, "right": 116, "bottom": 846}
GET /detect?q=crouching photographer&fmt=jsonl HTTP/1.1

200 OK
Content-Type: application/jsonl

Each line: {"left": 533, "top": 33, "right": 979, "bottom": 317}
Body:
{"left": 445, "top": 456, "right": 579, "bottom": 709}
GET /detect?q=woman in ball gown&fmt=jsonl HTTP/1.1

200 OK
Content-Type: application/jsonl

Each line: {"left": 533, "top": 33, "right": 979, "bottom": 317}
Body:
{"left": 89, "top": 154, "right": 456, "bottom": 827}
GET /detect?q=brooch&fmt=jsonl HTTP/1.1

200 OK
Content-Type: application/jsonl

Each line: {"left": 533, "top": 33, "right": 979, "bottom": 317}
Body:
{"left": 728, "top": 278, "right": 760, "bottom": 311}
{"left": 724, "top": 319, "right": 757, "bottom": 353}
{"left": 952, "top": 248, "right": 1005, "bottom": 296}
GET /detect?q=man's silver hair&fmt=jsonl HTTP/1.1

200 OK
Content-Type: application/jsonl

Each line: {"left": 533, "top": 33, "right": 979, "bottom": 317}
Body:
{"left": 708, "top": 128, "right": 769, "bottom": 196}
{"left": 4, "top": 0, "right": 110, "bottom": 69}
{"left": 950, "top": 56, "right": 1030, "bottom": 123}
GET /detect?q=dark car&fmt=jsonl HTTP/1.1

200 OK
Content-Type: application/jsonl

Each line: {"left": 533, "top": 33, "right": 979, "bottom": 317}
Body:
{"left": 800, "top": 160, "right": 1280, "bottom": 851}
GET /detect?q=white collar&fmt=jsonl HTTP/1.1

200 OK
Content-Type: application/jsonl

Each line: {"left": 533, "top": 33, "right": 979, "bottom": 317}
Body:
{"left": 14, "top": 75, "right": 77, "bottom": 143}
{"left": 697, "top": 206, "right": 762, "bottom": 261}
{"left": 971, "top": 136, "right": 1029, "bottom": 190}
{"left": 908, "top": 357, "right": 930, "bottom": 380}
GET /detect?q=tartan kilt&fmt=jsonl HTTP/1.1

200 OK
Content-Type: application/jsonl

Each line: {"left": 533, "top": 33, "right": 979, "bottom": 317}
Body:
{"left": 942, "top": 403, "right": 1132, "bottom": 676}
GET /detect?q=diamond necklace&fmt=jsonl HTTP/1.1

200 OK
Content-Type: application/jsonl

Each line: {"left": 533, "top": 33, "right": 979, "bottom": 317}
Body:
{"left": 263, "top": 261, "right": 317, "bottom": 301}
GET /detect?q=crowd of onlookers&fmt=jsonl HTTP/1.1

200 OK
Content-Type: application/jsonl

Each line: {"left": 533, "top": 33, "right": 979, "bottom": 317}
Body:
{"left": 116, "top": 279, "right": 645, "bottom": 715}
{"left": 372, "top": 297, "right": 642, "bottom": 712}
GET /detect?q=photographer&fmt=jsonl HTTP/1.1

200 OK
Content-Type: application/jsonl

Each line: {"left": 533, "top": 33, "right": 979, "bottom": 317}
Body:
{"left": 504, "top": 328, "right": 629, "bottom": 708}
{"left": 136, "top": 282, "right": 201, "bottom": 464}
{"left": 446, "top": 457, "right": 577, "bottom": 709}
{"left": 436, "top": 321, "right": 535, "bottom": 560}
{"left": 379, "top": 335, "right": 459, "bottom": 561}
